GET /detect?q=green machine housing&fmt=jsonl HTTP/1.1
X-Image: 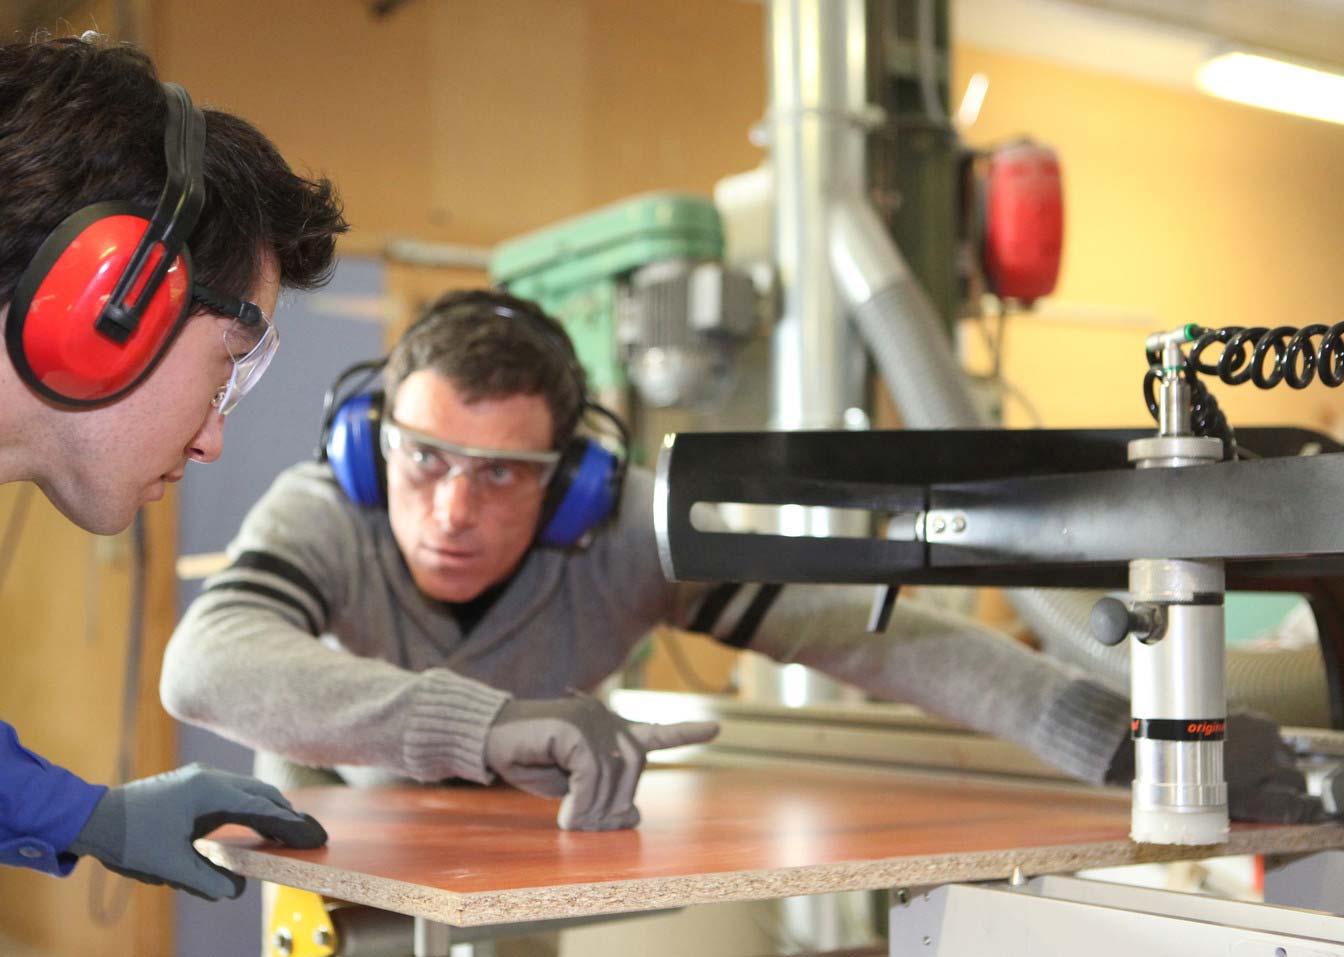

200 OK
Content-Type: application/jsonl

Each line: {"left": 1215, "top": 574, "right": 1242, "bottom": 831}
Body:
{"left": 490, "top": 192, "right": 721, "bottom": 393}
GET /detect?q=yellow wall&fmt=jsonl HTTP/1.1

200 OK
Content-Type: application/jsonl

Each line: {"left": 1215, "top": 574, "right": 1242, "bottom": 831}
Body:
{"left": 153, "top": 0, "right": 766, "bottom": 252}
{"left": 148, "top": 9, "right": 1344, "bottom": 433}
{"left": 955, "top": 43, "right": 1344, "bottom": 434}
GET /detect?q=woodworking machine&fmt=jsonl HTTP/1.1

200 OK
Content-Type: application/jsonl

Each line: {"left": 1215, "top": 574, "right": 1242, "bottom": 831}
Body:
{"left": 654, "top": 351, "right": 1344, "bottom": 846}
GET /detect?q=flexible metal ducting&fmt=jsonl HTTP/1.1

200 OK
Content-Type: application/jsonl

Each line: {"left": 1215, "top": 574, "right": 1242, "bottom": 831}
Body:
{"left": 828, "top": 195, "right": 1333, "bottom": 728}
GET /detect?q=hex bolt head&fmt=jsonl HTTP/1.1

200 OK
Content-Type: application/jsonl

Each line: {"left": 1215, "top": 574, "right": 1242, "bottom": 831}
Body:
{"left": 272, "top": 929, "right": 293, "bottom": 957}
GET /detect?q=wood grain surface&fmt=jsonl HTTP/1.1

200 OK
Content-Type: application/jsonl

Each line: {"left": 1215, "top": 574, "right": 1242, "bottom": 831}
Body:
{"left": 200, "top": 765, "right": 1344, "bottom": 926}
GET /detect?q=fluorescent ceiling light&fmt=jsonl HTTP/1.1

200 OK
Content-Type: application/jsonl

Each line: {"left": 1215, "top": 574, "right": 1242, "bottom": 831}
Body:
{"left": 1197, "top": 51, "right": 1344, "bottom": 125}
{"left": 956, "top": 72, "right": 990, "bottom": 130}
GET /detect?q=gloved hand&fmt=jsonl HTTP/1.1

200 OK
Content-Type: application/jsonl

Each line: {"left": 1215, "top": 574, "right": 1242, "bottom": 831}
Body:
{"left": 485, "top": 695, "right": 719, "bottom": 830}
{"left": 1107, "top": 711, "right": 1327, "bottom": 824}
{"left": 68, "top": 763, "right": 327, "bottom": 900}
{"left": 1224, "top": 712, "right": 1326, "bottom": 823}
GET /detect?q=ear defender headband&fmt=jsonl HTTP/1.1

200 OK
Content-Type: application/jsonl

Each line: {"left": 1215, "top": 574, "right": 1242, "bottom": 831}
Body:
{"left": 316, "top": 301, "right": 630, "bottom": 549}
{"left": 5, "top": 82, "right": 208, "bottom": 405}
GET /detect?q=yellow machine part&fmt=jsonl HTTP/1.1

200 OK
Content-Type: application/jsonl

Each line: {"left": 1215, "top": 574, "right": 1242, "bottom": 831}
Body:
{"left": 268, "top": 885, "right": 337, "bottom": 957}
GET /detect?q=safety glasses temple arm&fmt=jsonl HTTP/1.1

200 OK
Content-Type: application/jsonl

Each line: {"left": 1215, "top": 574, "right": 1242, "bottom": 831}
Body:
{"left": 192, "top": 283, "right": 264, "bottom": 326}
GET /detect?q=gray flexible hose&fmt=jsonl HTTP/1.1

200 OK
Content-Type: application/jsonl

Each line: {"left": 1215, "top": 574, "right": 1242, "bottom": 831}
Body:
{"left": 831, "top": 198, "right": 1333, "bottom": 727}
{"left": 852, "top": 280, "right": 981, "bottom": 429}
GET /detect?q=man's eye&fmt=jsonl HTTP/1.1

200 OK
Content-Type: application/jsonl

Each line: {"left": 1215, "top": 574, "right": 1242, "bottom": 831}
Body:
{"left": 210, "top": 386, "right": 228, "bottom": 409}
{"left": 405, "top": 446, "right": 450, "bottom": 477}
{"left": 483, "top": 461, "right": 518, "bottom": 487}
{"left": 407, "top": 446, "right": 435, "bottom": 467}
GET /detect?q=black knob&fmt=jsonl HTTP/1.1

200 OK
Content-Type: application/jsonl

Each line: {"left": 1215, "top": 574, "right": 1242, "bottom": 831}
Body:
{"left": 1090, "top": 597, "right": 1134, "bottom": 646}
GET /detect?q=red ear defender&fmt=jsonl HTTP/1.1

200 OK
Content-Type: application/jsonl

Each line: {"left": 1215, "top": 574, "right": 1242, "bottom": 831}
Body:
{"left": 6, "top": 202, "right": 193, "bottom": 403}
{"left": 3, "top": 82, "right": 206, "bottom": 407}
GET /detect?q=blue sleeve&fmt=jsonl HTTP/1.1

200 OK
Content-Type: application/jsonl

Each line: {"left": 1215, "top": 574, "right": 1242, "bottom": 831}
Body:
{"left": 0, "top": 721, "right": 107, "bottom": 876}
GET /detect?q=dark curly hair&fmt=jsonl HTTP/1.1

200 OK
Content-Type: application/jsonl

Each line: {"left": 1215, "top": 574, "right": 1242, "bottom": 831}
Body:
{"left": 384, "top": 290, "right": 588, "bottom": 449}
{"left": 0, "top": 34, "right": 347, "bottom": 308}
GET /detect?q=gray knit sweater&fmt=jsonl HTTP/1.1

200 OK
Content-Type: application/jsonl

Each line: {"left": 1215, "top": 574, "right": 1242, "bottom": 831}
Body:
{"left": 160, "top": 462, "right": 1130, "bottom": 787}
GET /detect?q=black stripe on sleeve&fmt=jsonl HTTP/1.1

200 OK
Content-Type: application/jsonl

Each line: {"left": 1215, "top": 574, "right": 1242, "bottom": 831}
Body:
{"left": 720, "top": 584, "right": 783, "bottom": 649}
{"left": 201, "top": 581, "right": 321, "bottom": 636}
{"left": 688, "top": 583, "right": 742, "bottom": 635}
{"left": 225, "top": 550, "right": 330, "bottom": 623}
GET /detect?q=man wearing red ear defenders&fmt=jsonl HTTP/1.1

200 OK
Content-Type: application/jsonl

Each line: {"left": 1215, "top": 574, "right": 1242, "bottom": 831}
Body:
{"left": 0, "top": 34, "right": 347, "bottom": 901}
{"left": 161, "top": 288, "right": 1335, "bottom": 839}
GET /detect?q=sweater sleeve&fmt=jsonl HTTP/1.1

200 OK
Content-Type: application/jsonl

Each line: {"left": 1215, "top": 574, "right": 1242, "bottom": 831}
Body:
{"left": 697, "top": 583, "right": 1131, "bottom": 785}
{"left": 580, "top": 468, "right": 688, "bottom": 630}
{"left": 159, "top": 464, "right": 509, "bottom": 784}
{"left": 653, "top": 486, "right": 1129, "bottom": 784}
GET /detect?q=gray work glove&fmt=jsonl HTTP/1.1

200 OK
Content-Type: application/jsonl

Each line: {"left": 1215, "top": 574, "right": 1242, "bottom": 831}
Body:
{"left": 1224, "top": 712, "right": 1329, "bottom": 824}
{"left": 1107, "top": 711, "right": 1327, "bottom": 824}
{"left": 485, "top": 695, "right": 719, "bottom": 830}
{"left": 68, "top": 763, "right": 327, "bottom": 900}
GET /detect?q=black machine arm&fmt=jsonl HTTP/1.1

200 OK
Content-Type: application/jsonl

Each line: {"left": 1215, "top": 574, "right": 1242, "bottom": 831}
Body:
{"left": 656, "top": 426, "right": 1343, "bottom": 590}
{"left": 655, "top": 425, "right": 1344, "bottom": 729}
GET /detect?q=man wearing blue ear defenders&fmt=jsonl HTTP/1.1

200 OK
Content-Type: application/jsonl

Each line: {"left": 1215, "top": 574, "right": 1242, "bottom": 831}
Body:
{"left": 162, "top": 289, "right": 1331, "bottom": 831}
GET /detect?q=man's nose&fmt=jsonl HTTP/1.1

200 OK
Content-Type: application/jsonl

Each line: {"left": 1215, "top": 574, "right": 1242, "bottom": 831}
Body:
{"left": 432, "top": 469, "right": 478, "bottom": 530}
{"left": 187, "top": 409, "right": 225, "bottom": 464}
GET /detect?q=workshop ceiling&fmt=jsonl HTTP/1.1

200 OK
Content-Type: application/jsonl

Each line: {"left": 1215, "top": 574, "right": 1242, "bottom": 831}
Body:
{"left": 957, "top": 0, "right": 1344, "bottom": 90}
{"left": 1069, "top": 0, "right": 1344, "bottom": 69}
{"left": 4, "top": 1, "right": 1344, "bottom": 89}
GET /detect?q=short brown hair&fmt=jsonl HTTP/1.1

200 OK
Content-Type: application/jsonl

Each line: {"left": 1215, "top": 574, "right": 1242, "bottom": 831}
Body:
{"left": 384, "top": 290, "right": 587, "bottom": 449}
{"left": 0, "top": 34, "right": 346, "bottom": 307}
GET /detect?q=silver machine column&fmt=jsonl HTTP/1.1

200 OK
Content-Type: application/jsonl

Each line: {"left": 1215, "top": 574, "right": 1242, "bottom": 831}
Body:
{"left": 744, "top": 0, "right": 874, "bottom": 709}
{"left": 767, "top": 0, "right": 869, "bottom": 462}
{"left": 1097, "top": 334, "right": 1229, "bottom": 844}
{"left": 1126, "top": 550, "right": 1228, "bottom": 845}
{"left": 761, "top": 0, "right": 882, "bottom": 947}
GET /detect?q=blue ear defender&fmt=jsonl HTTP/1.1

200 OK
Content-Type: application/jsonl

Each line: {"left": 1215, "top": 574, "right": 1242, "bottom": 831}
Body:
{"left": 326, "top": 391, "right": 386, "bottom": 508}
{"left": 536, "top": 431, "right": 623, "bottom": 548}
{"left": 317, "top": 359, "right": 388, "bottom": 508}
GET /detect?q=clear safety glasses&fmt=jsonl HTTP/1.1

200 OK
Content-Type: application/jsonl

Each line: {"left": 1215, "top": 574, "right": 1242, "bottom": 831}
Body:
{"left": 193, "top": 283, "right": 279, "bottom": 416}
{"left": 380, "top": 418, "right": 561, "bottom": 505}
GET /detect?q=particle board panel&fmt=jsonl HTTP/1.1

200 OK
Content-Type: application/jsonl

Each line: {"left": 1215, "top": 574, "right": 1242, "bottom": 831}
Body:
{"left": 200, "top": 765, "right": 1344, "bottom": 927}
